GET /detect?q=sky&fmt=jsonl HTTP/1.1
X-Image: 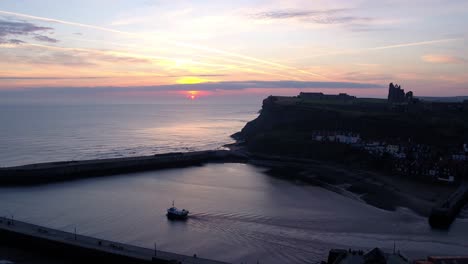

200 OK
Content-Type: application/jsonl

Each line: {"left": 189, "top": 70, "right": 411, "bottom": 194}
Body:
{"left": 0, "top": 0, "right": 467, "bottom": 103}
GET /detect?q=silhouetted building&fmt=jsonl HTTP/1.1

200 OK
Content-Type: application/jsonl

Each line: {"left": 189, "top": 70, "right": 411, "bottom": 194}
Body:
{"left": 388, "top": 83, "right": 415, "bottom": 104}
{"left": 405, "top": 91, "right": 413, "bottom": 101}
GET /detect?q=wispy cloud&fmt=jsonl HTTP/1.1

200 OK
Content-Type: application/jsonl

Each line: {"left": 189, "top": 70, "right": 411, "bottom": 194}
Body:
{"left": 421, "top": 54, "right": 466, "bottom": 64}
{"left": 0, "top": 19, "right": 56, "bottom": 43}
{"left": 248, "top": 8, "right": 382, "bottom": 32}
{"left": 0, "top": 10, "right": 326, "bottom": 80}
{"left": 167, "top": 74, "right": 228, "bottom": 78}
{"left": 0, "top": 38, "right": 25, "bottom": 44}
{"left": 303, "top": 38, "right": 460, "bottom": 59}
{"left": 33, "top": 35, "right": 59, "bottom": 43}
{"left": 1, "top": 42, "right": 154, "bottom": 67}
{"left": 0, "top": 76, "right": 110, "bottom": 80}
{"left": 0, "top": 20, "right": 51, "bottom": 37}
{"left": 250, "top": 9, "right": 372, "bottom": 25}
{"left": 251, "top": 9, "right": 344, "bottom": 20}
{"left": 147, "top": 80, "right": 382, "bottom": 91}
{"left": 0, "top": 80, "right": 382, "bottom": 93}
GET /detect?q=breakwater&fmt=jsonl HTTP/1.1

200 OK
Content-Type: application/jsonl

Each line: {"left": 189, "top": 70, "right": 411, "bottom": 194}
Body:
{"left": 0, "top": 150, "right": 247, "bottom": 186}
{"left": 0, "top": 216, "right": 228, "bottom": 264}
{"left": 429, "top": 183, "right": 468, "bottom": 229}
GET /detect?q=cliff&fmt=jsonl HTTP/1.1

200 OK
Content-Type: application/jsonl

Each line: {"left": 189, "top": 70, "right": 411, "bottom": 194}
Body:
{"left": 234, "top": 94, "right": 468, "bottom": 166}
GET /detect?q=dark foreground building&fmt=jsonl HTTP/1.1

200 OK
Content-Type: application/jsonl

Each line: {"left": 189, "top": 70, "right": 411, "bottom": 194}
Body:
{"left": 326, "top": 248, "right": 408, "bottom": 264}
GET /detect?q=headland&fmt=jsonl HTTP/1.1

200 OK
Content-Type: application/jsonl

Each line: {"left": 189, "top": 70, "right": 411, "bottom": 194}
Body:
{"left": 1, "top": 84, "right": 467, "bottom": 229}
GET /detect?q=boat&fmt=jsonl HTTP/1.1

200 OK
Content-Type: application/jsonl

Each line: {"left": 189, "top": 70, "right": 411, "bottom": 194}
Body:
{"left": 166, "top": 201, "right": 189, "bottom": 220}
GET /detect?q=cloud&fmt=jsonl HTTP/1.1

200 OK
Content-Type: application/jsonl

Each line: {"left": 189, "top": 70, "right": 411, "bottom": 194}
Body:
{"left": 144, "top": 80, "right": 382, "bottom": 91}
{"left": 0, "top": 76, "right": 109, "bottom": 80}
{"left": 421, "top": 54, "right": 466, "bottom": 64}
{"left": 167, "top": 74, "right": 228, "bottom": 78}
{"left": 0, "top": 19, "right": 58, "bottom": 44}
{"left": 0, "top": 20, "right": 51, "bottom": 37}
{"left": 33, "top": 35, "right": 59, "bottom": 43}
{"left": 0, "top": 10, "right": 330, "bottom": 79}
{"left": 0, "top": 81, "right": 382, "bottom": 94}
{"left": 1, "top": 43, "right": 153, "bottom": 67}
{"left": 0, "top": 38, "right": 25, "bottom": 44}
{"left": 249, "top": 9, "right": 373, "bottom": 25}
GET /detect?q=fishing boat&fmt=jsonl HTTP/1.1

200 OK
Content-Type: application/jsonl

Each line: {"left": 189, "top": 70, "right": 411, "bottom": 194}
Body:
{"left": 166, "top": 201, "right": 189, "bottom": 220}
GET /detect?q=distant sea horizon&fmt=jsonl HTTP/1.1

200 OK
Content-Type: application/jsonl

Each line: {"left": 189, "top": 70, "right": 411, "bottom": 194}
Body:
{"left": 0, "top": 102, "right": 260, "bottom": 167}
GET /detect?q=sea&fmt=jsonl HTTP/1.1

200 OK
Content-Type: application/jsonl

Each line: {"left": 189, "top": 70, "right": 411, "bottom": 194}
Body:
{"left": 0, "top": 103, "right": 467, "bottom": 263}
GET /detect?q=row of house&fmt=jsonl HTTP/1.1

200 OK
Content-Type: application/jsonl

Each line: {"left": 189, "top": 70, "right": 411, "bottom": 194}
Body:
{"left": 452, "top": 144, "right": 468, "bottom": 161}
{"left": 311, "top": 131, "right": 467, "bottom": 183}
{"left": 312, "top": 132, "right": 361, "bottom": 144}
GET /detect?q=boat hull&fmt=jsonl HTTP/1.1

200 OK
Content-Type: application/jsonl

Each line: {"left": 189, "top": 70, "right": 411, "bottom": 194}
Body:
{"left": 166, "top": 213, "right": 188, "bottom": 220}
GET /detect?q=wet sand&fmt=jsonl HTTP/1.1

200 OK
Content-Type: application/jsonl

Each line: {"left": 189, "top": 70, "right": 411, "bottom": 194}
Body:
{"left": 248, "top": 152, "right": 457, "bottom": 217}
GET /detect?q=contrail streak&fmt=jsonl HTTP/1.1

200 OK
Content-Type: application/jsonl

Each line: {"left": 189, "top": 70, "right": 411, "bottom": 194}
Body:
{"left": 3, "top": 42, "right": 298, "bottom": 80}
{"left": 0, "top": 10, "right": 325, "bottom": 80}
{"left": 303, "top": 38, "right": 459, "bottom": 59}
{"left": 64, "top": 37, "right": 306, "bottom": 80}
{"left": 370, "top": 38, "right": 459, "bottom": 50}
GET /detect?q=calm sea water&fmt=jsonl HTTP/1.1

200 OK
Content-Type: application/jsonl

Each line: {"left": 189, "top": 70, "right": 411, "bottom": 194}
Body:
{"left": 0, "top": 164, "right": 467, "bottom": 263}
{"left": 0, "top": 103, "right": 259, "bottom": 167}
{"left": 0, "top": 104, "right": 467, "bottom": 263}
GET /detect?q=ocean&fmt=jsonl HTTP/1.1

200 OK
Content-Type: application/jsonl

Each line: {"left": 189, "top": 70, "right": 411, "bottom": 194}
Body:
{"left": 0, "top": 103, "right": 259, "bottom": 167}
{"left": 0, "top": 103, "right": 467, "bottom": 263}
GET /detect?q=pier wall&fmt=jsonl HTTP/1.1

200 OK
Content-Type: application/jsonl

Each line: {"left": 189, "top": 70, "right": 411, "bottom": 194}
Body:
{"left": 429, "top": 183, "right": 468, "bottom": 229}
{"left": 0, "top": 217, "right": 228, "bottom": 264}
{"left": 0, "top": 150, "right": 247, "bottom": 185}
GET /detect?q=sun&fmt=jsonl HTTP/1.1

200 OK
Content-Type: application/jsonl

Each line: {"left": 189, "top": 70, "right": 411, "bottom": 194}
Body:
{"left": 187, "top": 90, "right": 199, "bottom": 100}
{"left": 179, "top": 90, "right": 209, "bottom": 100}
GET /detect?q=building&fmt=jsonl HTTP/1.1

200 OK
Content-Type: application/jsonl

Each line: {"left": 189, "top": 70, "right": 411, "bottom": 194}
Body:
{"left": 326, "top": 248, "right": 408, "bottom": 264}
{"left": 312, "top": 131, "right": 360, "bottom": 144}
{"left": 386, "top": 145, "right": 400, "bottom": 154}
{"left": 452, "top": 154, "right": 467, "bottom": 161}
{"left": 336, "top": 134, "right": 361, "bottom": 144}
{"left": 414, "top": 256, "right": 468, "bottom": 264}
{"left": 388, "top": 83, "right": 414, "bottom": 103}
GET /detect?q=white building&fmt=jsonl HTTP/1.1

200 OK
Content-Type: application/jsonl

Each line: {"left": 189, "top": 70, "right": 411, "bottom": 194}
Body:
{"left": 386, "top": 145, "right": 399, "bottom": 154}
{"left": 314, "top": 135, "right": 324, "bottom": 141}
{"left": 452, "top": 154, "right": 467, "bottom": 161}
{"left": 392, "top": 152, "right": 406, "bottom": 159}
{"left": 336, "top": 134, "right": 360, "bottom": 144}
